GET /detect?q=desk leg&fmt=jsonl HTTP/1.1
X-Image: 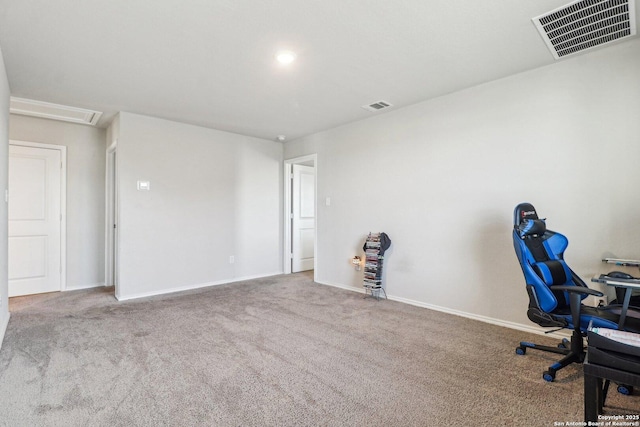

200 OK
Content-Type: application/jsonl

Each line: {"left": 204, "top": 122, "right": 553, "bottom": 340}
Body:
{"left": 584, "top": 372, "right": 602, "bottom": 422}
{"left": 618, "top": 288, "right": 632, "bottom": 329}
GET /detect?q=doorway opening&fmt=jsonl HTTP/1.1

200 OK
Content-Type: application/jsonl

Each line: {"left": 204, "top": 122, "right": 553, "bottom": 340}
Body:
{"left": 284, "top": 154, "right": 317, "bottom": 280}
{"left": 105, "top": 140, "right": 119, "bottom": 298}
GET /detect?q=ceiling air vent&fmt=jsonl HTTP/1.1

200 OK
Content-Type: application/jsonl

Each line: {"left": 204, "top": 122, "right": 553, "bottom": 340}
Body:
{"left": 532, "top": 0, "right": 637, "bottom": 59}
{"left": 362, "top": 100, "right": 393, "bottom": 112}
{"left": 10, "top": 97, "right": 103, "bottom": 126}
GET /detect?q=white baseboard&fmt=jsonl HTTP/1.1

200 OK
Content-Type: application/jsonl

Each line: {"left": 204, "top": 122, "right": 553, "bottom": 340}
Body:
{"left": 115, "top": 272, "right": 284, "bottom": 301}
{"left": 315, "top": 280, "right": 366, "bottom": 294}
{"left": 64, "top": 282, "right": 106, "bottom": 292}
{"left": 114, "top": 274, "right": 569, "bottom": 341}
{"left": 0, "top": 312, "right": 10, "bottom": 351}
{"left": 315, "top": 280, "right": 570, "bottom": 340}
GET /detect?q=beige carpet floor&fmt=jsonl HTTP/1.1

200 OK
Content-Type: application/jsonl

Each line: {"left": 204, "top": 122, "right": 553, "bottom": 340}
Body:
{"left": 0, "top": 272, "right": 638, "bottom": 426}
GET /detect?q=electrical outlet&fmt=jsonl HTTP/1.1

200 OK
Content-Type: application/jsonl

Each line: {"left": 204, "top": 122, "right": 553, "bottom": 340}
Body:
{"left": 589, "top": 295, "right": 608, "bottom": 307}
{"left": 229, "top": 256, "right": 235, "bottom": 264}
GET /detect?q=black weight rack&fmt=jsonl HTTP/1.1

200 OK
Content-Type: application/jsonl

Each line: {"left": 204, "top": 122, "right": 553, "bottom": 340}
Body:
{"left": 363, "top": 232, "right": 388, "bottom": 300}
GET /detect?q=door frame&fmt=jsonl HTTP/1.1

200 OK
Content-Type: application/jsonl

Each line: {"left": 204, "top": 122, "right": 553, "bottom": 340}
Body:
{"left": 9, "top": 140, "right": 67, "bottom": 292}
{"left": 105, "top": 140, "right": 119, "bottom": 296}
{"left": 283, "top": 154, "right": 317, "bottom": 278}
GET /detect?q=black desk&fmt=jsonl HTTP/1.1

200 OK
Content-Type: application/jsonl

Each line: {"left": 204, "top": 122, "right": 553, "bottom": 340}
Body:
{"left": 584, "top": 354, "right": 640, "bottom": 422}
{"left": 591, "top": 274, "right": 640, "bottom": 329}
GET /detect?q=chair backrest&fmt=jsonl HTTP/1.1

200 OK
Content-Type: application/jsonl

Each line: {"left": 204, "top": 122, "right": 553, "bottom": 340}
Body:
{"left": 512, "top": 203, "right": 577, "bottom": 314}
{"left": 514, "top": 202, "right": 539, "bottom": 227}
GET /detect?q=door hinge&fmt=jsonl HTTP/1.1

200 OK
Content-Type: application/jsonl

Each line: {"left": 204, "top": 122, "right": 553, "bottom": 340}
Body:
{"left": 114, "top": 224, "right": 117, "bottom": 229}
{"left": 290, "top": 253, "right": 294, "bottom": 259}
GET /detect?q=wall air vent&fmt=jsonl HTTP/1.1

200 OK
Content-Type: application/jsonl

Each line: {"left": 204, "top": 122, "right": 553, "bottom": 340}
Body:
{"left": 532, "top": 0, "right": 636, "bottom": 60}
{"left": 362, "top": 100, "right": 393, "bottom": 112}
{"left": 10, "top": 97, "right": 103, "bottom": 126}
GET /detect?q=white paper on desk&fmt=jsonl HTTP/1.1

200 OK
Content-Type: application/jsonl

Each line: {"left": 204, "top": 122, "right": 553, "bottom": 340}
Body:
{"left": 591, "top": 327, "right": 640, "bottom": 348}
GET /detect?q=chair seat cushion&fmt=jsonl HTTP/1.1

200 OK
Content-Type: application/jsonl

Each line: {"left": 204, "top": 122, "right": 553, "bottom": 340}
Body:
{"left": 553, "top": 305, "right": 640, "bottom": 333}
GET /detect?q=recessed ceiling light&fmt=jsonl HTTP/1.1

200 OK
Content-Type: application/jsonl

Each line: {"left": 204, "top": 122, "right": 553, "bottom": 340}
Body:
{"left": 276, "top": 51, "right": 296, "bottom": 65}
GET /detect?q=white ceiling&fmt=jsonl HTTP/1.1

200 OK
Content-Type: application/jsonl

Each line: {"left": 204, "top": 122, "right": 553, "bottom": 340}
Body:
{"left": 0, "top": 0, "right": 637, "bottom": 141}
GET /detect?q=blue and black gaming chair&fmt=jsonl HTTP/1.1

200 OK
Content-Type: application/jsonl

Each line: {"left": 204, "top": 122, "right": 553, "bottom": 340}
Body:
{"left": 512, "top": 202, "right": 640, "bottom": 382}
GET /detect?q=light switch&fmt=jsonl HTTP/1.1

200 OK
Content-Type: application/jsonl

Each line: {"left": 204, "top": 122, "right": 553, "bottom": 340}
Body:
{"left": 325, "top": 197, "right": 331, "bottom": 206}
{"left": 137, "top": 181, "right": 150, "bottom": 191}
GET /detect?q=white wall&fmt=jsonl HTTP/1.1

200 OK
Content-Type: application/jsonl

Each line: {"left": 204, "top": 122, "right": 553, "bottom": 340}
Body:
{"left": 284, "top": 39, "right": 640, "bottom": 331}
{"left": 0, "top": 47, "right": 10, "bottom": 347}
{"left": 9, "top": 115, "right": 106, "bottom": 290}
{"left": 114, "top": 112, "right": 282, "bottom": 300}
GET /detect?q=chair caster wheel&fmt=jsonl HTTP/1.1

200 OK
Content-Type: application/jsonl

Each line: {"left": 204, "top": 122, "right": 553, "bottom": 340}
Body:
{"left": 617, "top": 384, "right": 634, "bottom": 395}
{"left": 515, "top": 347, "right": 526, "bottom": 355}
{"left": 557, "top": 343, "right": 566, "bottom": 349}
{"left": 543, "top": 371, "right": 555, "bottom": 382}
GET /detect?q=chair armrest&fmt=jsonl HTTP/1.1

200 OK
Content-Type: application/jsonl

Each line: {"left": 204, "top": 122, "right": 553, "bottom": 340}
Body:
{"left": 550, "top": 285, "right": 604, "bottom": 333}
{"left": 550, "top": 285, "right": 603, "bottom": 298}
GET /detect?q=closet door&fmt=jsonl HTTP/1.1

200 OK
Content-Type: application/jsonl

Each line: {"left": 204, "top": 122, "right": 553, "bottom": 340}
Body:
{"left": 291, "top": 164, "right": 315, "bottom": 272}
{"left": 8, "top": 144, "right": 62, "bottom": 297}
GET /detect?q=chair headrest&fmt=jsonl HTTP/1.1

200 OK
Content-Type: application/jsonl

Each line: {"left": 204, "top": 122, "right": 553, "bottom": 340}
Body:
{"left": 518, "top": 219, "right": 546, "bottom": 238}
{"left": 514, "top": 202, "right": 539, "bottom": 227}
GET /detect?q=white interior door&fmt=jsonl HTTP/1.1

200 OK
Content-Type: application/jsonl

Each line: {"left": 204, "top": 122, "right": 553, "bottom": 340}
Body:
{"left": 8, "top": 144, "right": 62, "bottom": 297}
{"left": 292, "top": 164, "right": 315, "bottom": 272}
{"left": 105, "top": 143, "right": 118, "bottom": 291}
